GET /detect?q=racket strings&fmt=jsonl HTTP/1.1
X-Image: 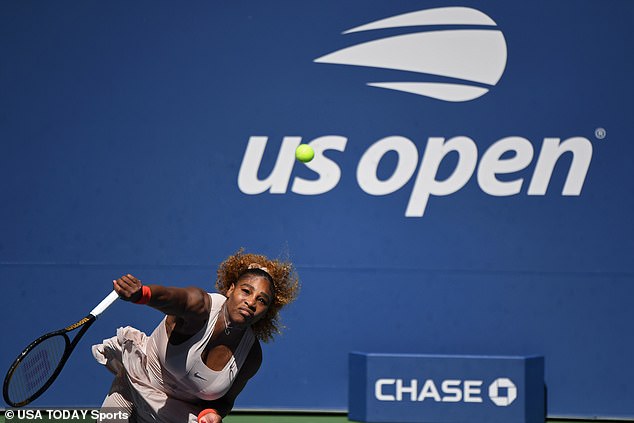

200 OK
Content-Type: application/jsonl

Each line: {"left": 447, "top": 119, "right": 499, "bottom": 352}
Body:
{"left": 7, "top": 335, "right": 67, "bottom": 405}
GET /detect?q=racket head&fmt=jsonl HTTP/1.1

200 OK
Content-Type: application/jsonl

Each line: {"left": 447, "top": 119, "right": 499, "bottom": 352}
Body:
{"left": 3, "top": 332, "right": 71, "bottom": 407}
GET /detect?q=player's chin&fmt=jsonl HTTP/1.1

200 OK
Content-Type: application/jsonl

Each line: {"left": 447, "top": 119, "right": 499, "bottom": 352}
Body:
{"left": 243, "top": 314, "right": 265, "bottom": 327}
{"left": 233, "top": 313, "right": 252, "bottom": 326}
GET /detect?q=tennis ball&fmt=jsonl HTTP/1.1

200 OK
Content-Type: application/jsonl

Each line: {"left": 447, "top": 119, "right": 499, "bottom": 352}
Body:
{"left": 295, "top": 144, "right": 315, "bottom": 163}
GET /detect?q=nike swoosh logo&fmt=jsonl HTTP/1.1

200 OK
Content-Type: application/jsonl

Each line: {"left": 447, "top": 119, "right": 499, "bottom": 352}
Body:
{"left": 193, "top": 372, "right": 207, "bottom": 381}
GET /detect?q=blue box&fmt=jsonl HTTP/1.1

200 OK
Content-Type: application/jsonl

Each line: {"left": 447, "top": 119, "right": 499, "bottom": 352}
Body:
{"left": 349, "top": 353, "right": 544, "bottom": 423}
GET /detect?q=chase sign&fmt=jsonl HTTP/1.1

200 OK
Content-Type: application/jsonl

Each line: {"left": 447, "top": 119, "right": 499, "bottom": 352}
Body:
{"left": 349, "top": 353, "right": 545, "bottom": 423}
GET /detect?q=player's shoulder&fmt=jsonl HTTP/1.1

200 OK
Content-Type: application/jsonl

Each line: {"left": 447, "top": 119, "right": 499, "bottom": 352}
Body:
{"left": 208, "top": 292, "right": 227, "bottom": 302}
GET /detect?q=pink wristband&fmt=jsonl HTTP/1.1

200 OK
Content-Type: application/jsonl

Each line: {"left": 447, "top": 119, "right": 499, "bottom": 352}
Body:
{"left": 197, "top": 409, "right": 219, "bottom": 422}
{"left": 134, "top": 285, "right": 152, "bottom": 305}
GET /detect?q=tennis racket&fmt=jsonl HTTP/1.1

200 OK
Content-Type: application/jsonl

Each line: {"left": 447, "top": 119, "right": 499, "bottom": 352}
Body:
{"left": 3, "top": 290, "right": 119, "bottom": 407}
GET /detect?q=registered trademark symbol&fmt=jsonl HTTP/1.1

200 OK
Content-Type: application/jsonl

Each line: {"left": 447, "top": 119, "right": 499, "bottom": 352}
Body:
{"left": 595, "top": 127, "right": 606, "bottom": 139}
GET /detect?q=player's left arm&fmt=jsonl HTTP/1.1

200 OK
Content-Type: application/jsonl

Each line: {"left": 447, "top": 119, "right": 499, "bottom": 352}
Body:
{"left": 198, "top": 341, "right": 263, "bottom": 421}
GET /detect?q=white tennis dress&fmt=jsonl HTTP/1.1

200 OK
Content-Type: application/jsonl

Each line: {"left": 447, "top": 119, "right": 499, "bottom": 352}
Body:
{"left": 92, "top": 293, "right": 255, "bottom": 423}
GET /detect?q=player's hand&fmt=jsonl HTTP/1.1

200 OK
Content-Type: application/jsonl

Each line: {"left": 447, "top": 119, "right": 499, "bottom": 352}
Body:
{"left": 113, "top": 274, "right": 144, "bottom": 302}
{"left": 198, "top": 412, "right": 222, "bottom": 423}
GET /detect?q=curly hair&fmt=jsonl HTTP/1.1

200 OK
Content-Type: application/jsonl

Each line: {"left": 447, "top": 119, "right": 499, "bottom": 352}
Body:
{"left": 215, "top": 249, "right": 300, "bottom": 342}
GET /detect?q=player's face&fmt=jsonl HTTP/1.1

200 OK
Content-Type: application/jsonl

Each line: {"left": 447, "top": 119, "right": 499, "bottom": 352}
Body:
{"left": 226, "top": 275, "right": 273, "bottom": 327}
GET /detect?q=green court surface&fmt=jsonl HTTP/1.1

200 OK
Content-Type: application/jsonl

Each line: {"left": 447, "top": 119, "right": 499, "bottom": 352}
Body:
{"left": 0, "top": 412, "right": 621, "bottom": 423}
{"left": 225, "top": 414, "right": 349, "bottom": 423}
{"left": 224, "top": 414, "right": 617, "bottom": 423}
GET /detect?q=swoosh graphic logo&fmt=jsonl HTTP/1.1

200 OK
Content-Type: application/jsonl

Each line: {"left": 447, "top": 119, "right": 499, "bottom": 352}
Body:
{"left": 314, "top": 7, "right": 508, "bottom": 102}
{"left": 193, "top": 372, "right": 207, "bottom": 381}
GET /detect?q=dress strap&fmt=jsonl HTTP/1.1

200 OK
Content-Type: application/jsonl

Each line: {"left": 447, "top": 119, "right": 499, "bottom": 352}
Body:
{"left": 234, "top": 327, "right": 255, "bottom": 370}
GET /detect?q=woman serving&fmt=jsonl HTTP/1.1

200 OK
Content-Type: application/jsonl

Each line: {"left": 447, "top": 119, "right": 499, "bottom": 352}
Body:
{"left": 92, "top": 250, "right": 300, "bottom": 423}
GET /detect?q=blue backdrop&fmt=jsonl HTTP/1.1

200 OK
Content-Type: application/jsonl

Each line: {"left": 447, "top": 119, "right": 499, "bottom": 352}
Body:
{"left": 1, "top": 0, "right": 633, "bottom": 419}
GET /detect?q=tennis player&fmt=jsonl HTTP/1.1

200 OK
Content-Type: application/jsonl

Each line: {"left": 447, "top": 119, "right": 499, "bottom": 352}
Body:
{"left": 92, "top": 250, "right": 299, "bottom": 423}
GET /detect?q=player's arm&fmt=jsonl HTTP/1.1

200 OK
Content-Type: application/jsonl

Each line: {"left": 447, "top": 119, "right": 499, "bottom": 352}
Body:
{"left": 113, "top": 274, "right": 210, "bottom": 320}
{"left": 198, "top": 341, "right": 263, "bottom": 421}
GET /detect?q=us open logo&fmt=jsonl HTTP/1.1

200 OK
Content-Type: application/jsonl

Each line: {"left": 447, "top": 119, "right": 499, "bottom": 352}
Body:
{"left": 314, "top": 7, "right": 507, "bottom": 102}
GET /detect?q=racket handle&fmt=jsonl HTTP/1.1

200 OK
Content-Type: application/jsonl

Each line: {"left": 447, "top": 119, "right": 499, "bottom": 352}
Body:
{"left": 89, "top": 290, "right": 119, "bottom": 317}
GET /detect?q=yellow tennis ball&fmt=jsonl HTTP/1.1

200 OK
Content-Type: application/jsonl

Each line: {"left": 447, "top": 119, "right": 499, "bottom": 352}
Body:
{"left": 295, "top": 144, "right": 315, "bottom": 163}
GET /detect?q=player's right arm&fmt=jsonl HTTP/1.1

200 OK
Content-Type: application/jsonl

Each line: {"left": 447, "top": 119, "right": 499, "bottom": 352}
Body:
{"left": 113, "top": 274, "right": 210, "bottom": 322}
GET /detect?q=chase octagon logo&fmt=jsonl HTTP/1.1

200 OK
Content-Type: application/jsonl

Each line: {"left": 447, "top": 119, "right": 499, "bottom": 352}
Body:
{"left": 489, "top": 378, "right": 518, "bottom": 407}
{"left": 314, "top": 7, "right": 507, "bottom": 102}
